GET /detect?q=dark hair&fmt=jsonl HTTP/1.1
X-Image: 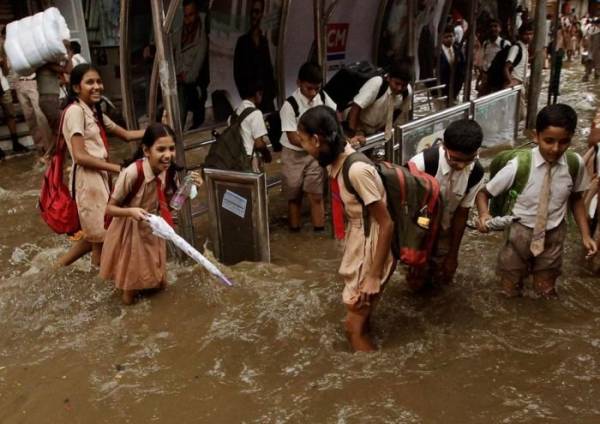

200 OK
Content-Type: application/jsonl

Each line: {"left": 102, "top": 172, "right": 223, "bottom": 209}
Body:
{"left": 298, "top": 105, "right": 345, "bottom": 166}
{"left": 490, "top": 18, "right": 501, "bottom": 26}
{"left": 240, "top": 79, "right": 264, "bottom": 100}
{"left": 183, "top": 0, "right": 198, "bottom": 8}
{"left": 443, "top": 25, "right": 454, "bottom": 35}
{"left": 70, "top": 40, "right": 81, "bottom": 54}
{"left": 519, "top": 21, "right": 534, "bottom": 34}
{"left": 125, "top": 123, "right": 180, "bottom": 192}
{"left": 66, "top": 63, "right": 106, "bottom": 131}
{"left": 443, "top": 119, "right": 483, "bottom": 154}
{"left": 536, "top": 104, "right": 577, "bottom": 134}
{"left": 298, "top": 62, "right": 323, "bottom": 84}
{"left": 388, "top": 59, "right": 412, "bottom": 82}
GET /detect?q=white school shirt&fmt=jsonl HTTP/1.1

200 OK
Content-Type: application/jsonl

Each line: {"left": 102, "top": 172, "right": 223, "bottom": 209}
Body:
{"left": 482, "top": 37, "right": 510, "bottom": 71}
{"left": 506, "top": 40, "right": 528, "bottom": 83}
{"left": 71, "top": 54, "right": 87, "bottom": 67}
{"left": 410, "top": 145, "right": 484, "bottom": 230}
{"left": 279, "top": 88, "right": 337, "bottom": 151}
{"left": 486, "top": 147, "right": 589, "bottom": 230}
{"left": 227, "top": 100, "right": 268, "bottom": 156}
{"left": 348, "top": 76, "right": 412, "bottom": 135}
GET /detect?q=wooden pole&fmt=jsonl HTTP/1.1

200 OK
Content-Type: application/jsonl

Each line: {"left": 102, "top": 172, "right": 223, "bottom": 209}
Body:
{"left": 463, "top": 0, "right": 478, "bottom": 102}
{"left": 526, "top": 0, "right": 548, "bottom": 130}
{"left": 150, "top": 0, "right": 196, "bottom": 245}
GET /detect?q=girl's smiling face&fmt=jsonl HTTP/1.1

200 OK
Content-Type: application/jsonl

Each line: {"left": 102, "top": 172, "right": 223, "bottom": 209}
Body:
{"left": 144, "top": 136, "right": 176, "bottom": 174}
{"left": 74, "top": 69, "right": 104, "bottom": 105}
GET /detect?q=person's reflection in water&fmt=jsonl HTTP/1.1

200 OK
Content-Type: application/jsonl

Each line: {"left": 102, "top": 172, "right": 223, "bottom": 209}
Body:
{"left": 176, "top": 0, "right": 209, "bottom": 129}
{"left": 233, "top": 0, "right": 277, "bottom": 113}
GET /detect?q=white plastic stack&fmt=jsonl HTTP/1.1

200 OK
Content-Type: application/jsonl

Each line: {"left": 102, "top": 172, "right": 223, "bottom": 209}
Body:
{"left": 4, "top": 7, "right": 71, "bottom": 76}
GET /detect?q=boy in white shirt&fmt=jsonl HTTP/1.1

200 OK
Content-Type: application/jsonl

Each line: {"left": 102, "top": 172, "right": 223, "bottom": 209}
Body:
{"left": 280, "top": 62, "right": 337, "bottom": 232}
{"left": 504, "top": 22, "right": 533, "bottom": 88}
{"left": 409, "top": 119, "right": 484, "bottom": 288}
{"left": 229, "top": 79, "right": 271, "bottom": 171}
{"left": 476, "top": 104, "right": 597, "bottom": 298}
{"left": 345, "top": 60, "right": 412, "bottom": 137}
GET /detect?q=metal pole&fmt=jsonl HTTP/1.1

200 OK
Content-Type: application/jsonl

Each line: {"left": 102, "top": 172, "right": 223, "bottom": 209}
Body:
{"left": 548, "top": 0, "right": 562, "bottom": 105}
{"left": 463, "top": 0, "right": 478, "bottom": 102}
{"left": 313, "top": 0, "right": 325, "bottom": 78}
{"left": 407, "top": 0, "right": 416, "bottom": 119}
{"left": 119, "top": 0, "right": 137, "bottom": 130}
{"left": 526, "top": 0, "right": 548, "bottom": 130}
{"left": 150, "top": 0, "right": 196, "bottom": 245}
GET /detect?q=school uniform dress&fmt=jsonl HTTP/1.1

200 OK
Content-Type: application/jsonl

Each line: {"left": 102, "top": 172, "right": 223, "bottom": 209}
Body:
{"left": 345, "top": 76, "right": 412, "bottom": 135}
{"left": 279, "top": 89, "right": 336, "bottom": 199}
{"left": 486, "top": 147, "right": 589, "bottom": 282}
{"left": 62, "top": 101, "right": 117, "bottom": 243}
{"left": 100, "top": 159, "right": 167, "bottom": 290}
{"left": 330, "top": 144, "right": 395, "bottom": 306}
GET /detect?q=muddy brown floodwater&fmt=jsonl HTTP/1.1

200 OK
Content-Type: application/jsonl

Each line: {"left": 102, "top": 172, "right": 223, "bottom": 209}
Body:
{"left": 1, "top": 64, "right": 600, "bottom": 424}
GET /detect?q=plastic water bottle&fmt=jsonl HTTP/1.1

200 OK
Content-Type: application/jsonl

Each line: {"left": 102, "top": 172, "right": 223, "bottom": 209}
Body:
{"left": 170, "top": 175, "right": 194, "bottom": 211}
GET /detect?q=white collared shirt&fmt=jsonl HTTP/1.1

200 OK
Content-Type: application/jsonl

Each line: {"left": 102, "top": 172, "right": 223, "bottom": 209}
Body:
{"left": 442, "top": 45, "right": 455, "bottom": 65}
{"left": 482, "top": 37, "right": 510, "bottom": 71}
{"left": 486, "top": 147, "right": 589, "bottom": 230}
{"left": 507, "top": 40, "right": 529, "bottom": 83}
{"left": 279, "top": 88, "right": 337, "bottom": 151}
{"left": 410, "top": 145, "right": 484, "bottom": 229}
{"left": 347, "top": 76, "right": 412, "bottom": 135}
{"left": 227, "top": 100, "right": 268, "bottom": 156}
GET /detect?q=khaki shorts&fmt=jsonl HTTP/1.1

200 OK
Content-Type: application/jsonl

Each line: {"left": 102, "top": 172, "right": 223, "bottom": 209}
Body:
{"left": 497, "top": 221, "right": 567, "bottom": 283}
{"left": 281, "top": 147, "right": 324, "bottom": 199}
{"left": 0, "top": 89, "right": 15, "bottom": 120}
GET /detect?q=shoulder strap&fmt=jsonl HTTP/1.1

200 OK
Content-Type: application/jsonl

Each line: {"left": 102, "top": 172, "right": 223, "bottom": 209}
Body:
{"left": 234, "top": 107, "right": 257, "bottom": 126}
{"left": 376, "top": 79, "right": 389, "bottom": 100}
{"left": 565, "top": 150, "right": 580, "bottom": 184}
{"left": 512, "top": 150, "right": 532, "bottom": 196}
{"left": 121, "top": 160, "right": 145, "bottom": 206}
{"left": 466, "top": 160, "right": 484, "bottom": 193}
{"left": 513, "top": 43, "right": 523, "bottom": 67}
{"left": 341, "top": 152, "right": 373, "bottom": 205}
{"left": 423, "top": 147, "right": 440, "bottom": 177}
{"left": 319, "top": 90, "right": 325, "bottom": 104}
{"left": 287, "top": 96, "right": 300, "bottom": 117}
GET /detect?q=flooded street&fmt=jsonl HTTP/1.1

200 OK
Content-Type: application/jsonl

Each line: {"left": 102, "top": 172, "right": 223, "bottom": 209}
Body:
{"left": 2, "top": 63, "right": 600, "bottom": 424}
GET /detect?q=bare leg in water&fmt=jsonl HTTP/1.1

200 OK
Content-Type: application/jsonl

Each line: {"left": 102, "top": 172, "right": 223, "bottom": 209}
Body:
{"left": 57, "top": 241, "right": 102, "bottom": 267}
{"left": 345, "top": 302, "right": 376, "bottom": 352}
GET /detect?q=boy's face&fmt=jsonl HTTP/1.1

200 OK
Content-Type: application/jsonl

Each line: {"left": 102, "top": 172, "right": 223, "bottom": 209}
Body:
{"left": 490, "top": 23, "right": 501, "bottom": 38}
{"left": 443, "top": 146, "right": 477, "bottom": 171}
{"left": 442, "top": 32, "right": 454, "bottom": 47}
{"left": 298, "top": 80, "right": 321, "bottom": 101}
{"left": 388, "top": 76, "right": 408, "bottom": 96}
{"left": 520, "top": 30, "right": 534, "bottom": 44}
{"left": 535, "top": 126, "right": 572, "bottom": 164}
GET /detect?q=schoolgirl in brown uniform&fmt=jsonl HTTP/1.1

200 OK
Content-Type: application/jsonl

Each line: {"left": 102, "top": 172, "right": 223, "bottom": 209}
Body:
{"left": 58, "top": 64, "right": 144, "bottom": 267}
{"left": 297, "top": 105, "right": 395, "bottom": 352}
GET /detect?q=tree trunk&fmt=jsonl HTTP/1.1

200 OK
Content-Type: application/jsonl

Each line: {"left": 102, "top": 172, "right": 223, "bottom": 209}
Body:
{"left": 527, "top": 0, "right": 548, "bottom": 130}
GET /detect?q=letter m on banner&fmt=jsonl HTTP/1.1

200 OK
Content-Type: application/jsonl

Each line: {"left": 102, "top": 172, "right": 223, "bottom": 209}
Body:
{"left": 327, "top": 23, "right": 349, "bottom": 62}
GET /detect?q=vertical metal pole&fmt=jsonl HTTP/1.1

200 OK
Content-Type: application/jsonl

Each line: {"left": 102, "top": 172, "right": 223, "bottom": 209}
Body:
{"left": 313, "top": 0, "right": 326, "bottom": 79}
{"left": 548, "top": 0, "right": 562, "bottom": 105}
{"left": 150, "top": 0, "right": 196, "bottom": 245}
{"left": 526, "top": 0, "right": 548, "bottom": 130}
{"left": 407, "top": 0, "right": 416, "bottom": 119}
{"left": 463, "top": 0, "right": 478, "bottom": 102}
{"left": 119, "top": 0, "right": 137, "bottom": 130}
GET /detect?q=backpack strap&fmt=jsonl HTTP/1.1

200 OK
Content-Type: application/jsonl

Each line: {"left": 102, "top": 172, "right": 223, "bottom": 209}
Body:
{"left": 512, "top": 43, "right": 523, "bottom": 68}
{"left": 341, "top": 152, "right": 373, "bottom": 236}
{"left": 120, "top": 160, "right": 146, "bottom": 206}
{"left": 287, "top": 96, "right": 300, "bottom": 117}
{"left": 512, "top": 150, "right": 533, "bottom": 197}
{"left": 422, "top": 146, "right": 440, "bottom": 177}
{"left": 232, "top": 107, "right": 257, "bottom": 126}
{"left": 466, "top": 160, "right": 485, "bottom": 193}
{"left": 319, "top": 90, "right": 326, "bottom": 104}
{"left": 376, "top": 78, "right": 389, "bottom": 101}
{"left": 565, "top": 150, "right": 580, "bottom": 185}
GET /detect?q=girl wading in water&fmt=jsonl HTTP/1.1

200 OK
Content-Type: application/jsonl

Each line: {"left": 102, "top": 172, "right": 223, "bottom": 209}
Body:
{"left": 58, "top": 64, "right": 144, "bottom": 267}
{"left": 297, "top": 105, "right": 396, "bottom": 351}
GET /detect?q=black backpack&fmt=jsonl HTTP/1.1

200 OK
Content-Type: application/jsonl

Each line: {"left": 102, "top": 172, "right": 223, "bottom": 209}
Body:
{"left": 204, "top": 107, "right": 256, "bottom": 171}
{"left": 266, "top": 91, "right": 326, "bottom": 152}
{"left": 422, "top": 146, "right": 484, "bottom": 195}
{"left": 487, "top": 43, "right": 522, "bottom": 91}
{"left": 324, "top": 61, "right": 388, "bottom": 111}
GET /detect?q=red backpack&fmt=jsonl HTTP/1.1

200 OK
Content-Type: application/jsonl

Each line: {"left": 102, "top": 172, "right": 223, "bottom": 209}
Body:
{"left": 341, "top": 152, "right": 442, "bottom": 267}
{"left": 39, "top": 105, "right": 80, "bottom": 235}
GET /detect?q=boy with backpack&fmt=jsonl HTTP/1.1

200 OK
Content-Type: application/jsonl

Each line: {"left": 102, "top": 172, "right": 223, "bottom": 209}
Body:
{"left": 478, "top": 19, "right": 511, "bottom": 96}
{"left": 203, "top": 80, "right": 271, "bottom": 172}
{"left": 279, "top": 62, "right": 336, "bottom": 232}
{"left": 504, "top": 22, "right": 533, "bottom": 89}
{"left": 344, "top": 60, "right": 412, "bottom": 138}
{"left": 475, "top": 104, "right": 597, "bottom": 298}
{"left": 408, "top": 119, "right": 485, "bottom": 288}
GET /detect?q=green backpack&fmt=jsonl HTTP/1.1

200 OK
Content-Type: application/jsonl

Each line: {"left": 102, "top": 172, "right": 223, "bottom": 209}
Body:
{"left": 489, "top": 149, "right": 580, "bottom": 217}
